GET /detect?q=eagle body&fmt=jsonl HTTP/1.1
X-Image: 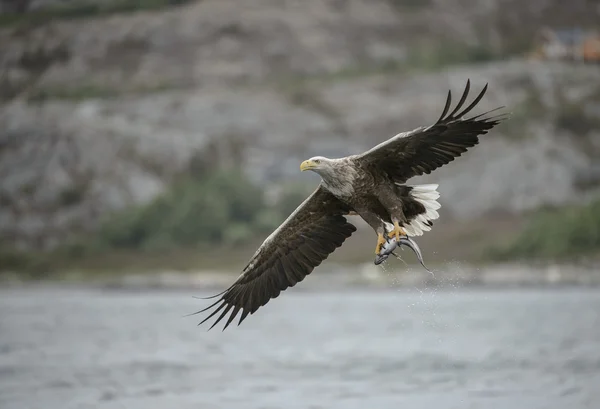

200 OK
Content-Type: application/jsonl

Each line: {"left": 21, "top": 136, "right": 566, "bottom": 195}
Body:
{"left": 315, "top": 156, "right": 434, "bottom": 237}
{"left": 192, "top": 80, "right": 508, "bottom": 330}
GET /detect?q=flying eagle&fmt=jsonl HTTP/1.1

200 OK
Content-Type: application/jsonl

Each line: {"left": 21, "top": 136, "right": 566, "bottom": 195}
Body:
{"left": 192, "top": 80, "right": 506, "bottom": 330}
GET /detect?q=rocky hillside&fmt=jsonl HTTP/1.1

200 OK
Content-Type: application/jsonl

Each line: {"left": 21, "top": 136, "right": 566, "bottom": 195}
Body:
{"left": 1, "top": 0, "right": 599, "bottom": 251}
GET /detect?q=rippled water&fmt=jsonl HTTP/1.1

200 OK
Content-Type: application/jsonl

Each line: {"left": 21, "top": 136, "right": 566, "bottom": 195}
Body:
{"left": 1, "top": 286, "right": 600, "bottom": 409}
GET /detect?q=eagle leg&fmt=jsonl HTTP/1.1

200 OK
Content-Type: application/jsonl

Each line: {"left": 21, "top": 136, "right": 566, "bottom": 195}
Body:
{"left": 375, "top": 232, "right": 387, "bottom": 255}
{"left": 387, "top": 220, "right": 406, "bottom": 241}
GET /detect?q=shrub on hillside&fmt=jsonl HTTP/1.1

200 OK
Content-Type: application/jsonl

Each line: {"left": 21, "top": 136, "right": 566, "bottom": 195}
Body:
{"left": 95, "top": 169, "right": 275, "bottom": 251}
{"left": 487, "top": 198, "right": 600, "bottom": 261}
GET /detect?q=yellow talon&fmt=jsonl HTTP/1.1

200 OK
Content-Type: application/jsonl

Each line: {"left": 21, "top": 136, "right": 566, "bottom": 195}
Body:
{"left": 375, "top": 233, "right": 386, "bottom": 255}
{"left": 387, "top": 221, "right": 405, "bottom": 241}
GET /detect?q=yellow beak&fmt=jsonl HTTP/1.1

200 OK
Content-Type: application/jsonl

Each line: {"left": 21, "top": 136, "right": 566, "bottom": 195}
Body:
{"left": 300, "top": 160, "right": 315, "bottom": 172}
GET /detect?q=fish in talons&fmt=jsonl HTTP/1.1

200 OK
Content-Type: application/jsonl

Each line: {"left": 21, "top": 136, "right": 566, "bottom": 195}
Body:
{"left": 374, "top": 234, "right": 433, "bottom": 274}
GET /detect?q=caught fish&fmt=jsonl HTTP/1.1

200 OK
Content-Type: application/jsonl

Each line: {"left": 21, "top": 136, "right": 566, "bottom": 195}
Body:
{"left": 374, "top": 235, "right": 433, "bottom": 274}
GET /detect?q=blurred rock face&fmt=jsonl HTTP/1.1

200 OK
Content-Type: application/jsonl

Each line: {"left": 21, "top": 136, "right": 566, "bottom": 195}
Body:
{"left": 1, "top": 0, "right": 599, "bottom": 250}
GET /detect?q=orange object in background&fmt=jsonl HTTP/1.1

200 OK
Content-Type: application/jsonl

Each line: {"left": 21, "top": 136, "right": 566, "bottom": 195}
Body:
{"left": 532, "top": 28, "right": 600, "bottom": 62}
{"left": 583, "top": 35, "right": 600, "bottom": 62}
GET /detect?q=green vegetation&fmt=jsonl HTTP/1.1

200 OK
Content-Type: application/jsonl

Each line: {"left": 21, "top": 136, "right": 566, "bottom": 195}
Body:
{"left": 496, "top": 87, "right": 545, "bottom": 139}
{"left": 24, "top": 81, "right": 186, "bottom": 102}
{"left": 0, "top": 0, "right": 194, "bottom": 28}
{"left": 486, "top": 198, "right": 600, "bottom": 261}
{"left": 282, "top": 87, "right": 342, "bottom": 121}
{"left": 0, "top": 247, "right": 45, "bottom": 278}
{"left": 496, "top": 84, "right": 600, "bottom": 142}
{"left": 268, "top": 42, "right": 502, "bottom": 104}
{"left": 554, "top": 101, "right": 600, "bottom": 137}
{"left": 22, "top": 39, "right": 500, "bottom": 103}
{"left": 299, "top": 41, "right": 498, "bottom": 81}
{"left": 0, "top": 169, "right": 314, "bottom": 277}
{"left": 93, "top": 169, "right": 286, "bottom": 250}
{"left": 405, "top": 43, "right": 498, "bottom": 71}
{"left": 389, "top": 0, "right": 432, "bottom": 11}
{"left": 58, "top": 183, "right": 89, "bottom": 207}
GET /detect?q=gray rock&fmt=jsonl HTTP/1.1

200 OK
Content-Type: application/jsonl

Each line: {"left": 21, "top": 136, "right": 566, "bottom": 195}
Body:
{"left": 1, "top": 1, "right": 599, "bottom": 249}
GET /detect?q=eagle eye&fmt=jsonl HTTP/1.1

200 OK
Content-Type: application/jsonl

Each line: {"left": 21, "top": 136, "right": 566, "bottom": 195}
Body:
{"left": 314, "top": 159, "right": 321, "bottom": 164}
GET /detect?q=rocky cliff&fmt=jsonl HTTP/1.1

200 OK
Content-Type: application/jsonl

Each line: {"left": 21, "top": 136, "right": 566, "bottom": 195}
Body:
{"left": 1, "top": 0, "right": 599, "bottom": 250}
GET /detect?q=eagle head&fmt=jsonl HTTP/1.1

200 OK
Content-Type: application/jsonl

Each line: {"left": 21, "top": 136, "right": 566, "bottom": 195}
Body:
{"left": 300, "top": 156, "right": 334, "bottom": 175}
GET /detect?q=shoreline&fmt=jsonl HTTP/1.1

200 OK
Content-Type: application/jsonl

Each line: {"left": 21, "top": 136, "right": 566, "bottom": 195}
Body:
{"left": 2, "top": 262, "right": 598, "bottom": 291}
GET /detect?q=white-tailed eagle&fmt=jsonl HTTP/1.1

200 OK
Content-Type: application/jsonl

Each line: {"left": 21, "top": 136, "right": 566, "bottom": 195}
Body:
{"left": 192, "top": 80, "right": 506, "bottom": 330}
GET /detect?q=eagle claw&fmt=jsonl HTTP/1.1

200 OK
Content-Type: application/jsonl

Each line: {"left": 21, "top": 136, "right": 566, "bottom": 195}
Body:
{"left": 387, "top": 221, "right": 406, "bottom": 241}
{"left": 375, "top": 233, "right": 387, "bottom": 255}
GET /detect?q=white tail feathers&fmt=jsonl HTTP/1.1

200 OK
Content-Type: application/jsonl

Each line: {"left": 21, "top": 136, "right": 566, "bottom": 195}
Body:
{"left": 402, "top": 184, "right": 441, "bottom": 237}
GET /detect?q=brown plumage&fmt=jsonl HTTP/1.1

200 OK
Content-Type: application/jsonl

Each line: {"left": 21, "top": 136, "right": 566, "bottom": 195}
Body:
{"left": 190, "top": 186, "right": 355, "bottom": 330}
{"left": 357, "top": 81, "right": 501, "bottom": 183}
{"left": 191, "top": 80, "right": 507, "bottom": 330}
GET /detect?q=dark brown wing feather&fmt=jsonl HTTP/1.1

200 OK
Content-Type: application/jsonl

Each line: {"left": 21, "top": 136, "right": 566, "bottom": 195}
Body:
{"left": 356, "top": 80, "right": 508, "bottom": 183}
{"left": 190, "top": 185, "right": 356, "bottom": 330}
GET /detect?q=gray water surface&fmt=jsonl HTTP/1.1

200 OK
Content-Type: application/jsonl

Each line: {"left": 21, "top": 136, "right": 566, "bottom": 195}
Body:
{"left": 1, "top": 287, "right": 600, "bottom": 409}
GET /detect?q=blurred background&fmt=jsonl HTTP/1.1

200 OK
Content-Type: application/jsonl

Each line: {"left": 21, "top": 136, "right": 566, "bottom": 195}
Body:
{"left": 0, "top": 1, "right": 599, "bottom": 408}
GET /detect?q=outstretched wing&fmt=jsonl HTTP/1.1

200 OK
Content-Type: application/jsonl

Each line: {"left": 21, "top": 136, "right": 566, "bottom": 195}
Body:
{"left": 356, "top": 80, "right": 507, "bottom": 184}
{"left": 191, "top": 184, "right": 356, "bottom": 330}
